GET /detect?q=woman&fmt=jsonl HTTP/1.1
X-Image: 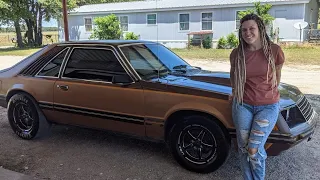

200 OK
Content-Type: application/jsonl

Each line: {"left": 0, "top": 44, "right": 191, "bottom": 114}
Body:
{"left": 229, "top": 13, "right": 285, "bottom": 180}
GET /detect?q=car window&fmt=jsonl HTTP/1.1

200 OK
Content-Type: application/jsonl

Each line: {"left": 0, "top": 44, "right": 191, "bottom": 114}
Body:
{"left": 120, "top": 44, "right": 169, "bottom": 80}
{"left": 62, "top": 48, "right": 126, "bottom": 82}
{"left": 37, "top": 48, "right": 68, "bottom": 77}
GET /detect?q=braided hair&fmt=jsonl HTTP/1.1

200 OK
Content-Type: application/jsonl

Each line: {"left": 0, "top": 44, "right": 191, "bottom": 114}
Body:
{"left": 233, "top": 13, "right": 277, "bottom": 104}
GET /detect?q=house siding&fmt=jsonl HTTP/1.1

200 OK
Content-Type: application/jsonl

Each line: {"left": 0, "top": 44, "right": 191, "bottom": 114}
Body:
{"left": 59, "top": 2, "right": 313, "bottom": 48}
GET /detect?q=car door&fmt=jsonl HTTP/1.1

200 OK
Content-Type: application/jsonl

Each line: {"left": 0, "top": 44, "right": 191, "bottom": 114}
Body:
{"left": 52, "top": 46, "right": 145, "bottom": 136}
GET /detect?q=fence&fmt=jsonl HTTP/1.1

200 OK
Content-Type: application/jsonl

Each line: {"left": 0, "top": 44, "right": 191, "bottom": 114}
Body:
{"left": 0, "top": 34, "right": 59, "bottom": 46}
{"left": 306, "top": 29, "right": 320, "bottom": 43}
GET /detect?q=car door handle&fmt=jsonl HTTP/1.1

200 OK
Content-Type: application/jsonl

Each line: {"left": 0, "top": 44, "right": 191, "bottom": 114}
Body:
{"left": 57, "top": 84, "right": 69, "bottom": 91}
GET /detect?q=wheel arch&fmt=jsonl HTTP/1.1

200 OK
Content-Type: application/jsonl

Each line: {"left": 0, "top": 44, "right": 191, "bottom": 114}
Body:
{"left": 6, "top": 88, "right": 49, "bottom": 122}
{"left": 164, "top": 110, "right": 231, "bottom": 145}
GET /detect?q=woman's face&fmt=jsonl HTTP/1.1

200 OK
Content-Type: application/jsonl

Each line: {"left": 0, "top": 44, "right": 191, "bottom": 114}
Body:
{"left": 241, "top": 20, "right": 261, "bottom": 47}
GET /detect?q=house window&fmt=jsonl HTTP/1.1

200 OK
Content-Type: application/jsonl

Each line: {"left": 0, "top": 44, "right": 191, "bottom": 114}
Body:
{"left": 202, "top": 13, "right": 212, "bottom": 30}
{"left": 179, "top": 14, "right": 189, "bottom": 31}
{"left": 235, "top": 11, "right": 243, "bottom": 29}
{"left": 84, "top": 17, "right": 93, "bottom": 32}
{"left": 119, "top": 16, "right": 128, "bottom": 31}
{"left": 147, "top": 14, "right": 157, "bottom": 25}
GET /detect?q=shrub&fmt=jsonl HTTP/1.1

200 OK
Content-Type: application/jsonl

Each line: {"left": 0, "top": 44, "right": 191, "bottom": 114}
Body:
{"left": 90, "top": 14, "right": 122, "bottom": 40}
{"left": 124, "top": 32, "right": 139, "bottom": 40}
{"left": 202, "top": 36, "right": 212, "bottom": 49}
{"left": 217, "top": 36, "right": 228, "bottom": 49}
{"left": 226, "top": 33, "right": 239, "bottom": 48}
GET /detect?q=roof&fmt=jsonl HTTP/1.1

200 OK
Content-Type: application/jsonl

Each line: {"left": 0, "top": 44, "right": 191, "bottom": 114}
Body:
{"left": 57, "top": 40, "right": 158, "bottom": 46}
{"left": 188, "top": 31, "right": 213, "bottom": 35}
{"left": 70, "top": 0, "right": 310, "bottom": 15}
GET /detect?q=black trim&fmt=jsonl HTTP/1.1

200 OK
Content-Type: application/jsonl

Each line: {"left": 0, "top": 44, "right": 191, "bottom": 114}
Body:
{"left": 38, "top": 102, "right": 145, "bottom": 125}
{"left": 0, "top": 95, "right": 7, "bottom": 108}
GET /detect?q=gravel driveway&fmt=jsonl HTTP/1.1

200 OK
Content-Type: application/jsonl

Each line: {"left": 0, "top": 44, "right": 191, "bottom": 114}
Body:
{"left": 0, "top": 56, "right": 319, "bottom": 180}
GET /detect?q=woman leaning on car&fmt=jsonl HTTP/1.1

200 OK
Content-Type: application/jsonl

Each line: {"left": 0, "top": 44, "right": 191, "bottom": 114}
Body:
{"left": 229, "top": 13, "right": 285, "bottom": 180}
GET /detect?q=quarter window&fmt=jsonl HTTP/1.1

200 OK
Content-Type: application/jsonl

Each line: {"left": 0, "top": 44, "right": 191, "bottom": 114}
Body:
{"left": 37, "top": 48, "right": 68, "bottom": 77}
{"left": 63, "top": 48, "right": 126, "bottom": 82}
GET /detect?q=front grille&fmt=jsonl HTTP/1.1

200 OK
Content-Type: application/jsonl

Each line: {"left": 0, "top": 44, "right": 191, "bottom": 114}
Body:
{"left": 296, "top": 96, "right": 314, "bottom": 122}
{"left": 280, "top": 95, "right": 315, "bottom": 129}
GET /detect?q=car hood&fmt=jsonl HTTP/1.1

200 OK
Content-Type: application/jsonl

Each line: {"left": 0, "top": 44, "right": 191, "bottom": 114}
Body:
{"left": 160, "top": 69, "right": 302, "bottom": 109}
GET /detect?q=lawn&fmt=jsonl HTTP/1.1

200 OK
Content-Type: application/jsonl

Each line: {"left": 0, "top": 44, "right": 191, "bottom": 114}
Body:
{"left": 0, "top": 31, "right": 58, "bottom": 46}
{"left": 1, "top": 44, "right": 320, "bottom": 66}
{"left": 0, "top": 47, "right": 42, "bottom": 56}
{"left": 173, "top": 45, "right": 320, "bottom": 65}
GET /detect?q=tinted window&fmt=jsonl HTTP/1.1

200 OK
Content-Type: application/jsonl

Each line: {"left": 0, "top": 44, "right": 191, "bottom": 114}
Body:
{"left": 63, "top": 48, "right": 126, "bottom": 82}
{"left": 37, "top": 48, "right": 68, "bottom": 77}
{"left": 120, "top": 44, "right": 169, "bottom": 80}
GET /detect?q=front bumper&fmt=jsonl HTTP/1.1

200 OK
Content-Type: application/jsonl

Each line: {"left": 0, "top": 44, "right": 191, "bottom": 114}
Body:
{"left": 266, "top": 110, "right": 318, "bottom": 156}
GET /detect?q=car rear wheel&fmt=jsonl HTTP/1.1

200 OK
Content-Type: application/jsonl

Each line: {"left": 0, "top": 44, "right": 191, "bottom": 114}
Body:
{"left": 7, "top": 93, "right": 51, "bottom": 140}
{"left": 169, "top": 115, "right": 230, "bottom": 173}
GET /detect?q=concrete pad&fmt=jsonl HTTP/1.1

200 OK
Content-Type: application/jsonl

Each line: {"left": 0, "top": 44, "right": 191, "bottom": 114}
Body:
{"left": 0, "top": 167, "right": 33, "bottom": 180}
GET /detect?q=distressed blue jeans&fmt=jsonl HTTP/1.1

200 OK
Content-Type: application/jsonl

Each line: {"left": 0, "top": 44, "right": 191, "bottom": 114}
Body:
{"left": 232, "top": 99, "right": 280, "bottom": 180}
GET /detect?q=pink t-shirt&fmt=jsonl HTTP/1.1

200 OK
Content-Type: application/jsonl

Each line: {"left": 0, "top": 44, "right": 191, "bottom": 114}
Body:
{"left": 230, "top": 44, "right": 285, "bottom": 105}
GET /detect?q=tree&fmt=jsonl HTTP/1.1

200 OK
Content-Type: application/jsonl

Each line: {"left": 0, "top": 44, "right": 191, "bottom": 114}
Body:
{"left": 238, "top": 2, "right": 275, "bottom": 26}
{"left": 76, "top": 0, "right": 142, "bottom": 6}
{"left": 0, "top": 0, "right": 141, "bottom": 48}
{"left": 237, "top": 2, "right": 276, "bottom": 40}
{"left": 0, "top": 0, "right": 30, "bottom": 48}
{"left": 90, "top": 14, "right": 122, "bottom": 40}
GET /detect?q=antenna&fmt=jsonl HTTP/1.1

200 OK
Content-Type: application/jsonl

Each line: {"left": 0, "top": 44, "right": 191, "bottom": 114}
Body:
{"left": 294, "top": 21, "right": 308, "bottom": 42}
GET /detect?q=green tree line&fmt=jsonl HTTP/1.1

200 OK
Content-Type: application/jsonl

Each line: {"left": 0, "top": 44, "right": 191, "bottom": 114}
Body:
{"left": 0, "top": 0, "right": 141, "bottom": 48}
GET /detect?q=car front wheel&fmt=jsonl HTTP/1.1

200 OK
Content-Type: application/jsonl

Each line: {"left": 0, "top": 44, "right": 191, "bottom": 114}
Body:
{"left": 7, "top": 93, "right": 51, "bottom": 140}
{"left": 169, "top": 115, "right": 230, "bottom": 173}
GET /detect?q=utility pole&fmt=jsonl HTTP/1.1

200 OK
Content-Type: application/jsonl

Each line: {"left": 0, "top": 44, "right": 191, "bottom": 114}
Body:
{"left": 62, "top": 0, "right": 69, "bottom": 41}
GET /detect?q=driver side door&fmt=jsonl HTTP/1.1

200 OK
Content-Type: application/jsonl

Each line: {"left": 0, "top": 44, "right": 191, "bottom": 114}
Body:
{"left": 51, "top": 46, "right": 146, "bottom": 136}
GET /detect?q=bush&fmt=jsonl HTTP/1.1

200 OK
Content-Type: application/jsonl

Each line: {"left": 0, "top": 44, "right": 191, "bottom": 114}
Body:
{"left": 202, "top": 36, "right": 212, "bottom": 49}
{"left": 90, "top": 14, "right": 122, "bottom": 40}
{"left": 124, "top": 32, "right": 139, "bottom": 40}
{"left": 217, "top": 36, "right": 228, "bottom": 49}
{"left": 226, "top": 33, "right": 239, "bottom": 48}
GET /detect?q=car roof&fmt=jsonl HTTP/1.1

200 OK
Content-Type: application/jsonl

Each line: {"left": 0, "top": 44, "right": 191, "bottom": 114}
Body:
{"left": 57, "top": 40, "right": 159, "bottom": 46}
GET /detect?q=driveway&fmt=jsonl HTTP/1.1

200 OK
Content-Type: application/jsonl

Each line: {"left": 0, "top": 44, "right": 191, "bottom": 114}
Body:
{"left": 0, "top": 56, "right": 319, "bottom": 180}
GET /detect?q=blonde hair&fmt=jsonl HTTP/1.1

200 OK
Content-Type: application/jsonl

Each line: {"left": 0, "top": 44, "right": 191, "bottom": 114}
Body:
{"left": 233, "top": 13, "right": 277, "bottom": 104}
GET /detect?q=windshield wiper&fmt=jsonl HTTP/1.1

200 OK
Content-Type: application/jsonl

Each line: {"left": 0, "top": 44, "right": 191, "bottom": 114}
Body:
{"left": 172, "top": 65, "right": 188, "bottom": 73}
{"left": 173, "top": 65, "right": 187, "bottom": 69}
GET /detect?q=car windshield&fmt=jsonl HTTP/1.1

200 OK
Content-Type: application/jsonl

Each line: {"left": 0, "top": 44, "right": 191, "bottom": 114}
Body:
{"left": 120, "top": 43, "right": 193, "bottom": 80}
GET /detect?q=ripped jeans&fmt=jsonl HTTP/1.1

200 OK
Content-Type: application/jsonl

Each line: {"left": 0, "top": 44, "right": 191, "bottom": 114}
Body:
{"left": 232, "top": 99, "right": 280, "bottom": 180}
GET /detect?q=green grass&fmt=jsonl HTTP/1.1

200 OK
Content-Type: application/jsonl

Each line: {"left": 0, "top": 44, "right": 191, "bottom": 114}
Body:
{"left": 1, "top": 44, "right": 320, "bottom": 66}
{"left": 0, "top": 31, "right": 58, "bottom": 46}
{"left": 172, "top": 45, "right": 320, "bottom": 65}
{"left": 0, "top": 47, "right": 41, "bottom": 56}
{"left": 172, "top": 47, "right": 232, "bottom": 61}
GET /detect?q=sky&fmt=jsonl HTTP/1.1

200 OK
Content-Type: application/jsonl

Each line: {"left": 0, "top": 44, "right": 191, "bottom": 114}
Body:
{"left": 42, "top": 19, "right": 58, "bottom": 27}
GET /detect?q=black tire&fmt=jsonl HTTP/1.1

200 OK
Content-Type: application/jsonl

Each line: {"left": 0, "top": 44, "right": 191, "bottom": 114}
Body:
{"left": 7, "top": 93, "right": 51, "bottom": 140}
{"left": 169, "top": 115, "right": 230, "bottom": 173}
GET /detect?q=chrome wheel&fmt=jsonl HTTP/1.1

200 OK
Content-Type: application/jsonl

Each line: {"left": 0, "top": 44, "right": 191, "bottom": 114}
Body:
{"left": 178, "top": 124, "right": 217, "bottom": 164}
{"left": 13, "top": 103, "right": 34, "bottom": 132}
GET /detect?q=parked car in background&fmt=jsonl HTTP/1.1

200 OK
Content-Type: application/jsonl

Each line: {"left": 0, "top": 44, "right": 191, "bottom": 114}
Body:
{"left": 0, "top": 40, "right": 317, "bottom": 173}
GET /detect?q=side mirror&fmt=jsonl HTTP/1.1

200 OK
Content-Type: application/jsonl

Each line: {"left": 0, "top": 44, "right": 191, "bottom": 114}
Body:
{"left": 112, "top": 74, "right": 134, "bottom": 85}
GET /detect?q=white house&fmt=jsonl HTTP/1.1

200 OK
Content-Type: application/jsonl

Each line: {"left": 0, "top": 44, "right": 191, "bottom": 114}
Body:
{"left": 58, "top": 0, "right": 320, "bottom": 48}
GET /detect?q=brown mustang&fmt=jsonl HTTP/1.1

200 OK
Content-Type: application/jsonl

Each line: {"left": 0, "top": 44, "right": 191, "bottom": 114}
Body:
{"left": 0, "top": 40, "right": 317, "bottom": 173}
